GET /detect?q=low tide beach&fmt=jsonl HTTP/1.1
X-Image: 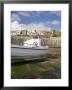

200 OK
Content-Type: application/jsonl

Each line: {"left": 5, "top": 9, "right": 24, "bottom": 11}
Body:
{"left": 11, "top": 47, "right": 61, "bottom": 79}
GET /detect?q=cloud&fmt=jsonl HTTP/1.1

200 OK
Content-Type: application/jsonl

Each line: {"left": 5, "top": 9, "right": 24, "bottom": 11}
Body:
{"left": 31, "top": 11, "right": 41, "bottom": 16}
{"left": 11, "top": 21, "right": 49, "bottom": 32}
{"left": 18, "top": 11, "right": 31, "bottom": 17}
{"left": 11, "top": 19, "right": 61, "bottom": 32}
{"left": 18, "top": 11, "right": 41, "bottom": 17}
{"left": 18, "top": 11, "right": 61, "bottom": 17}
{"left": 11, "top": 21, "right": 21, "bottom": 31}
{"left": 27, "top": 23, "right": 48, "bottom": 32}
{"left": 47, "top": 20, "right": 61, "bottom": 26}
{"left": 49, "top": 11, "right": 61, "bottom": 17}
{"left": 11, "top": 13, "right": 21, "bottom": 22}
{"left": 51, "top": 20, "right": 61, "bottom": 25}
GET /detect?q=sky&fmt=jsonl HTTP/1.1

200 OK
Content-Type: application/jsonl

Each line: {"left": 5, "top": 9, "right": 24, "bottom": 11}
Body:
{"left": 11, "top": 11, "right": 61, "bottom": 32}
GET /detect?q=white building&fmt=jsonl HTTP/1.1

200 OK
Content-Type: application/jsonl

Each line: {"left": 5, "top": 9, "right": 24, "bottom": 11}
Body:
{"left": 11, "top": 30, "right": 21, "bottom": 36}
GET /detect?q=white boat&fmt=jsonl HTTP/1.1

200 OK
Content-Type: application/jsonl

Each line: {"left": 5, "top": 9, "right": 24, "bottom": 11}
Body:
{"left": 11, "top": 38, "right": 48, "bottom": 62}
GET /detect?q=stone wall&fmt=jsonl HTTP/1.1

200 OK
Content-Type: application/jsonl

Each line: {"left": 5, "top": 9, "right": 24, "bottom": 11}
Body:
{"left": 43, "top": 37, "right": 61, "bottom": 47}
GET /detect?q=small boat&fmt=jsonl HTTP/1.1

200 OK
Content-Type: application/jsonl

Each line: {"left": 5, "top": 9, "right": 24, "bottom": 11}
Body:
{"left": 11, "top": 38, "right": 48, "bottom": 63}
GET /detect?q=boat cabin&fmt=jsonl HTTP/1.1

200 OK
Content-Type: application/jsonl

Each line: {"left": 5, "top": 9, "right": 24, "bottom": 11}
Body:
{"left": 24, "top": 38, "right": 47, "bottom": 48}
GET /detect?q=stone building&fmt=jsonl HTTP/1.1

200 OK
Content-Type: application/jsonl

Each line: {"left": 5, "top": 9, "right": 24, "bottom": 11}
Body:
{"left": 47, "top": 37, "right": 61, "bottom": 47}
{"left": 40, "top": 31, "right": 52, "bottom": 38}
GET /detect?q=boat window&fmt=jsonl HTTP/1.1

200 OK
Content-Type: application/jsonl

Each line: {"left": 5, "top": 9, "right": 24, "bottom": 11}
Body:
{"left": 41, "top": 39, "right": 46, "bottom": 46}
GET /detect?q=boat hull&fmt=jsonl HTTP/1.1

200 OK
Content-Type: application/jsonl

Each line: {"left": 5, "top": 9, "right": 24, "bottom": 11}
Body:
{"left": 11, "top": 47, "right": 48, "bottom": 57}
{"left": 11, "top": 46, "right": 48, "bottom": 63}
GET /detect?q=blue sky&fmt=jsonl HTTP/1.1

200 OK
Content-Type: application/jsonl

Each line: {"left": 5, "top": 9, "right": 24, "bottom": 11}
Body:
{"left": 11, "top": 11, "right": 61, "bottom": 31}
